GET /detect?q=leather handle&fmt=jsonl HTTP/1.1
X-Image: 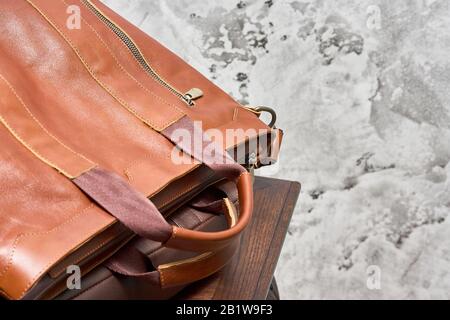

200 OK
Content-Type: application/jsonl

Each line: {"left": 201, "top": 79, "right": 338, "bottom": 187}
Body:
{"left": 74, "top": 168, "right": 252, "bottom": 253}
{"left": 158, "top": 196, "right": 241, "bottom": 287}
{"left": 164, "top": 172, "right": 253, "bottom": 252}
{"left": 106, "top": 196, "right": 241, "bottom": 288}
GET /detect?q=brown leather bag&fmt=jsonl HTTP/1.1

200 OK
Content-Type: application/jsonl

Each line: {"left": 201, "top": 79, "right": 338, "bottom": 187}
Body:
{"left": 0, "top": 0, "right": 282, "bottom": 300}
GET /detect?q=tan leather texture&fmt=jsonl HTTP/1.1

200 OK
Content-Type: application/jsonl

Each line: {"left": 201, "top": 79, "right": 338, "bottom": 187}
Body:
{"left": 0, "top": 0, "right": 277, "bottom": 300}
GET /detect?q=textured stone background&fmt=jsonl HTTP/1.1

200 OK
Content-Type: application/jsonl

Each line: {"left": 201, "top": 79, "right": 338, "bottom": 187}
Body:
{"left": 103, "top": 0, "right": 450, "bottom": 299}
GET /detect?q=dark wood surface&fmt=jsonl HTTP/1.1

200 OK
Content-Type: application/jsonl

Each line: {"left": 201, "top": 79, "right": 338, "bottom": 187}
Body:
{"left": 177, "top": 176, "right": 301, "bottom": 300}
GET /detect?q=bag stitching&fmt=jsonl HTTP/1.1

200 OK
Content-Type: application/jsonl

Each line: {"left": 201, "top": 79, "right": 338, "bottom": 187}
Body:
{"left": 67, "top": 0, "right": 185, "bottom": 117}
{"left": 158, "top": 174, "right": 214, "bottom": 209}
{"left": 50, "top": 236, "right": 114, "bottom": 277}
{"left": 0, "top": 204, "right": 95, "bottom": 297}
{"left": 19, "top": 204, "right": 103, "bottom": 298}
{"left": 26, "top": 0, "right": 183, "bottom": 131}
{"left": 0, "top": 73, "right": 96, "bottom": 178}
{"left": 123, "top": 152, "right": 172, "bottom": 183}
{"left": 78, "top": 0, "right": 184, "bottom": 112}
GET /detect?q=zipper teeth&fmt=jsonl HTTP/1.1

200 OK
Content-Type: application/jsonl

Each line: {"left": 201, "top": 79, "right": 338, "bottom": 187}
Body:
{"left": 82, "top": 0, "right": 191, "bottom": 105}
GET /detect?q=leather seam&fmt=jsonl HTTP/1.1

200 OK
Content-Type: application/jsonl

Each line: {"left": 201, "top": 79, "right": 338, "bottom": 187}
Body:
{"left": 26, "top": 0, "right": 183, "bottom": 132}
{"left": 0, "top": 73, "right": 96, "bottom": 179}
{"left": 0, "top": 204, "right": 94, "bottom": 279}
{"left": 0, "top": 287, "right": 13, "bottom": 300}
{"left": 170, "top": 226, "right": 178, "bottom": 241}
{"left": 232, "top": 107, "right": 239, "bottom": 121}
{"left": 79, "top": 0, "right": 185, "bottom": 113}
{"left": 159, "top": 267, "right": 166, "bottom": 288}
{"left": 0, "top": 204, "right": 96, "bottom": 298}
{"left": 238, "top": 171, "right": 249, "bottom": 180}
{"left": 70, "top": 0, "right": 185, "bottom": 117}
{"left": 223, "top": 198, "right": 237, "bottom": 227}
{"left": 19, "top": 205, "right": 101, "bottom": 299}
{"left": 158, "top": 173, "right": 215, "bottom": 209}
{"left": 146, "top": 164, "right": 203, "bottom": 199}
{"left": 50, "top": 236, "right": 113, "bottom": 277}
{"left": 123, "top": 152, "right": 172, "bottom": 183}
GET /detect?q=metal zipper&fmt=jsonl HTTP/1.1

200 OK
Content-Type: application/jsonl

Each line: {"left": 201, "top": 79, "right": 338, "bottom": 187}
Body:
{"left": 81, "top": 0, "right": 203, "bottom": 106}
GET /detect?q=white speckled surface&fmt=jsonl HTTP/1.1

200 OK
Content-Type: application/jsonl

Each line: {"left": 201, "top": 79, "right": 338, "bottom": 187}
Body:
{"left": 102, "top": 0, "right": 450, "bottom": 299}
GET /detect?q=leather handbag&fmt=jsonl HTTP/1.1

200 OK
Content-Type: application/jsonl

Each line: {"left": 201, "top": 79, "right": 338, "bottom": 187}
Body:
{"left": 0, "top": 0, "right": 282, "bottom": 300}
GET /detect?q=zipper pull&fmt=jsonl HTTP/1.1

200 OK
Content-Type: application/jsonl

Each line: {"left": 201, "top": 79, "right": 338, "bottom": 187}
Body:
{"left": 184, "top": 88, "right": 203, "bottom": 106}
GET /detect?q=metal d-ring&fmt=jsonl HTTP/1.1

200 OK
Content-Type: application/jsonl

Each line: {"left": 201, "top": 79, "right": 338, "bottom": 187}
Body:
{"left": 252, "top": 106, "right": 277, "bottom": 128}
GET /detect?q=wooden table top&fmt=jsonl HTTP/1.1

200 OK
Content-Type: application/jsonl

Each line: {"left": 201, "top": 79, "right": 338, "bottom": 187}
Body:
{"left": 177, "top": 176, "right": 301, "bottom": 300}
